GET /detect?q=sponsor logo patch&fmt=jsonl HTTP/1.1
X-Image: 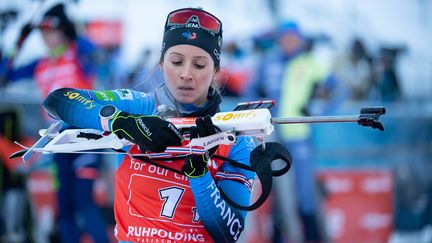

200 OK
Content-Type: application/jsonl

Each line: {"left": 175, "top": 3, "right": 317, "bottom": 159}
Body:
{"left": 114, "top": 89, "right": 134, "bottom": 100}
{"left": 63, "top": 91, "right": 95, "bottom": 109}
{"left": 94, "top": 91, "right": 117, "bottom": 101}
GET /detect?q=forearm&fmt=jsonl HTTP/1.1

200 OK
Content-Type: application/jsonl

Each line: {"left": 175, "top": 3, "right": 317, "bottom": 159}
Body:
{"left": 43, "top": 87, "right": 104, "bottom": 129}
{"left": 43, "top": 88, "right": 157, "bottom": 130}
{"left": 190, "top": 172, "right": 248, "bottom": 243}
{"left": 1, "top": 59, "right": 37, "bottom": 82}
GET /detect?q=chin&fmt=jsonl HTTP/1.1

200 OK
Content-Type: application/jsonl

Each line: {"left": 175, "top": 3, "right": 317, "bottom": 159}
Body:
{"left": 175, "top": 96, "right": 195, "bottom": 104}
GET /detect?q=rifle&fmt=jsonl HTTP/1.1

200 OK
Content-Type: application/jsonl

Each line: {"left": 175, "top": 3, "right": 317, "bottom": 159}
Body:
{"left": 10, "top": 100, "right": 385, "bottom": 161}
{"left": 9, "top": 100, "right": 385, "bottom": 210}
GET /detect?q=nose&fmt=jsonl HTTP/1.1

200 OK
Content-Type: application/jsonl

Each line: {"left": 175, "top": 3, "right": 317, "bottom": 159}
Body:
{"left": 180, "top": 63, "right": 193, "bottom": 81}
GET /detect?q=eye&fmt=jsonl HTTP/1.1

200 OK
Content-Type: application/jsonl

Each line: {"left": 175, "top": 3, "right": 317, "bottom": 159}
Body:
{"left": 171, "top": 60, "right": 182, "bottom": 66}
{"left": 194, "top": 63, "right": 205, "bottom": 69}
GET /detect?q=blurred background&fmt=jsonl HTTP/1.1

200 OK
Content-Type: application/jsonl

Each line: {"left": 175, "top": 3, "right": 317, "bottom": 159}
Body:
{"left": 0, "top": 0, "right": 431, "bottom": 242}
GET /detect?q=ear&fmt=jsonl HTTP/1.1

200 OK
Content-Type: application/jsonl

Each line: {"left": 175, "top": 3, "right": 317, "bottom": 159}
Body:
{"left": 214, "top": 66, "right": 221, "bottom": 77}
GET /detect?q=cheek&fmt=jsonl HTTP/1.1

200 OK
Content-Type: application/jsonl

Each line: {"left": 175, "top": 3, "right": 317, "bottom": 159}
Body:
{"left": 42, "top": 33, "right": 52, "bottom": 43}
{"left": 162, "top": 65, "right": 178, "bottom": 85}
{"left": 162, "top": 65, "right": 183, "bottom": 97}
{"left": 191, "top": 75, "right": 212, "bottom": 101}
{"left": 43, "top": 33, "right": 61, "bottom": 47}
{"left": 198, "top": 71, "right": 214, "bottom": 87}
{"left": 201, "top": 75, "right": 213, "bottom": 90}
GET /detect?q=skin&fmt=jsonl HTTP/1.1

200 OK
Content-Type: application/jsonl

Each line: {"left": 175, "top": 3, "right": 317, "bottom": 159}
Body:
{"left": 160, "top": 45, "right": 218, "bottom": 106}
{"left": 278, "top": 31, "right": 304, "bottom": 55}
{"left": 40, "top": 27, "right": 67, "bottom": 50}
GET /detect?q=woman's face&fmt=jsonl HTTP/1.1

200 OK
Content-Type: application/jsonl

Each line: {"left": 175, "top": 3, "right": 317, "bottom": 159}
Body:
{"left": 41, "top": 28, "right": 67, "bottom": 49}
{"left": 161, "top": 45, "right": 217, "bottom": 106}
{"left": 278, "top": 32, "right": 304, "bottom": 55}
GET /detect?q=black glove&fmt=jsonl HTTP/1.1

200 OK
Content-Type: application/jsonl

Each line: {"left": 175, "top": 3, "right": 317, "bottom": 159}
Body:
{"left": 111, "top": 111, "right": 182, "bottom": 152}
{"left": 195, "top": 115, "right": 219, "bottom": 156}
{"left": 182, "top": 115, "right": 218, "bottom": 178}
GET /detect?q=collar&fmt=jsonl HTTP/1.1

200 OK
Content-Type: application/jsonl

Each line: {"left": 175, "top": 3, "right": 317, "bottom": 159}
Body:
{"left": 154, "top": 83, "right": 222, "bottom": 118}
{"left": 49, "top": 43, "right": 68, "bottom": 57}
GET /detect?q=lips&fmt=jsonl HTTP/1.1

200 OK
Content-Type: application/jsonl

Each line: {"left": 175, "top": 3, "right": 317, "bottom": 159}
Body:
{"left": 178, "top": 86, "right": 194, "bottom": 91}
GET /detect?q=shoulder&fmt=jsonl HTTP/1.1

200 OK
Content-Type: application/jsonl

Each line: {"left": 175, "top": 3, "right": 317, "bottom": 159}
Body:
{"left": 262, "top": 50, "right": 283, "bottom": 63}
{"left": 75, "top": 36, "right": 97, "bottom": 54}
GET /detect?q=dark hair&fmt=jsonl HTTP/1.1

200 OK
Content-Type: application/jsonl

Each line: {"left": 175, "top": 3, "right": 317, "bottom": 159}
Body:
{"left": 38, "top": 3, "right": 77, "bottom": 40}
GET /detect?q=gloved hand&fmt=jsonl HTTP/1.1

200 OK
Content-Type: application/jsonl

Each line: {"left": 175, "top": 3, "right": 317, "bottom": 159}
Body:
{"left": 182, "top": 115, "right": 218, "bottom": 178}
{"left": 111, "top": 111, "right": 182, "bottom": 152}
{"left": 16, "top": 23, "right": 33, "bottom": 49}
{"left": 194, "top": 115, "right": 219, "bottom": 156}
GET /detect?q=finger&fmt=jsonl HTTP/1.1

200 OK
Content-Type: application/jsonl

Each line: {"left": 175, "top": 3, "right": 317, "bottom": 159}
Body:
{"left": 203, "top": 115, "right": 216, "bottom": 135}
{"left": 160, "top": 128, "right": 182, "bottom": 146}
{"left": 148, "top": 134, "right": 170, "bottom": 152}
{"left": 114, "top": 131, "right": 124, "bottom": 139}
{"left": 190, "top": 126, "right": 198, "bottom": 140}
{"left": 165, "top": 121, "right": 182, "bottom": 139}
{"left": 137, "top": 145, "right": 149, "bottom": 153}
{"left": 116, "top": 129, "right": 132, "bottom": 141}
{"left": 196, "top": 117, "right": 207, "bottom": 137}
{"left": 148, "top": 141, "right": 164, "bottom": 153}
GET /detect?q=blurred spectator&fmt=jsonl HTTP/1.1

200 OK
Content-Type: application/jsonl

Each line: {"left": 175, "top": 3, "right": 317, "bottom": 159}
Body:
{"left": 94, "top": 45, "right": 124, "bottom": 90}
{"left": 126, "top": 47, "right": 164, "bottom": 92}
{"left": 275, "top": 21, "right": 333, "bottom": 243}
{"left": 84, "top": 19, "right": 125, "bottom": 90}
{"left": 332, "top": 38, "right": 373, "bottom": 100}
{"left": 244, "top": 23, "right": 293, "bottom": 110}
{"left": 251, "top": 30, "right": 276, "bottom": 56}
{"left": 391, "top": 161, "right": 432, "bottom": 243}
{"left": 216, "top": 40, "right": 256, "bottom": 97}
{"left": 369, "top": 47, "right": 403, "bottom": 102}
{"left": 245, "top": 21, "right": 335, "bottom": 243}
{"left": 0, "top": 9, "right": 18, "bottom": 33}
{"left": 0, "top": 109, "right": 31, "bottom": 243}
{"left": 0, "top": 3, "right": 109, "bottom": 243}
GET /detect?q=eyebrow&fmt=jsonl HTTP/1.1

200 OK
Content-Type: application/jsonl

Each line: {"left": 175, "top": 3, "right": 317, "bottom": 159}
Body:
{"left": 169, "top": 52, "right": 208, "bottom": 59}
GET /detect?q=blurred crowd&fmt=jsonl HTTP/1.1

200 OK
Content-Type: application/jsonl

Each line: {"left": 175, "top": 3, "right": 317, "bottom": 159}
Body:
{"left": 0, "top": 2, "right": 431, "bottom": 243}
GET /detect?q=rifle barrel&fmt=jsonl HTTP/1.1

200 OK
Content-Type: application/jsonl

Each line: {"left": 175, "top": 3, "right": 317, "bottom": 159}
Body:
{"left": 271, "top": 115, "right": 359, "bottom": 124}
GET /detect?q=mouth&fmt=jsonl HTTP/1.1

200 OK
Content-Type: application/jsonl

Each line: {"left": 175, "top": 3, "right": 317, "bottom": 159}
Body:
{"left": 178, "top": 86, "right": 195, "bottom": 92}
